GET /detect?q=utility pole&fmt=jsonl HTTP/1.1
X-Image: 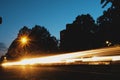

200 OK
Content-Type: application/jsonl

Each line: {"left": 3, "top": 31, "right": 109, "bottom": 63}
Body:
{"left": 0, "top": 17, "right": 2, "bottom": 24}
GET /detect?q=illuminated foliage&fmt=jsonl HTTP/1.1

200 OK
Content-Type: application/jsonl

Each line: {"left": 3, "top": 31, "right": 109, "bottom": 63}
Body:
{"left": 6, "top": 25, "right": 59, "bottom": 59}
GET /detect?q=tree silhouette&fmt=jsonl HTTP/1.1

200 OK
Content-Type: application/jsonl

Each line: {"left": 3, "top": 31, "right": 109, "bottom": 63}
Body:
{"left": 6, "top": 25, "right": 59, "bottom": 59}
{"left": 97, "top": 0, "right": 120, "bottom": 46}
{"left": 18, "top": 26, "right": 31, "bottom": 37}
{"left": 60, "top": 14, "right": 97, "bottom": 52}
{"left": 101, "top": 0, "right": 120, "bottom": 8}
{"left": 29, "top": 25, "right": 58, "bottom": 53}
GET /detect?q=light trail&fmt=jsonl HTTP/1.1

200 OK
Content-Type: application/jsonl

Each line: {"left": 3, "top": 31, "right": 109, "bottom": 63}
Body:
{"left": 81, "top": 56, "right": 120, "bottom": 62}
{"left": 1, "top": 46, "right": 120, "bottom": 66}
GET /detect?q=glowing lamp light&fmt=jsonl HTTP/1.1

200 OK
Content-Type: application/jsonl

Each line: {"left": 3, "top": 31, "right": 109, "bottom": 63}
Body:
{"left": 106, "top": 41, "right": 109, "bottom": 44}
{"left": 20, "top": 36, "right": 28, "bottom": 44}
{"left": 19, "top": 36, "right": 30, "bottom": 47}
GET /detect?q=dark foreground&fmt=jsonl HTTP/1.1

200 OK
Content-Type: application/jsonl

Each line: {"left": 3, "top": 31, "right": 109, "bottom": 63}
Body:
{"left": 0, "top": 65, "right": 120, "bottom": 80}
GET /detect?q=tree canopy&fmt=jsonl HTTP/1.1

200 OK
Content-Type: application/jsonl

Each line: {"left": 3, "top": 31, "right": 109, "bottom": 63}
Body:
{"left": 101, "top": 0, "right": 120, "bottom": 8}
{"left": 97, "top": 0, "right": 120, "bottom": 46}
{"left": 6, "top": 25, "right": 59, "bottom": 59}
{"left": 60, "top": 14, "right": 97, "bottom": 52}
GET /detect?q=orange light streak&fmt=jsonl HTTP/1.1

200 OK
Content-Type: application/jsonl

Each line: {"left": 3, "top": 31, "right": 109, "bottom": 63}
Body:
{"left": 1, "top": 47, "right": 120, "bottom": 66}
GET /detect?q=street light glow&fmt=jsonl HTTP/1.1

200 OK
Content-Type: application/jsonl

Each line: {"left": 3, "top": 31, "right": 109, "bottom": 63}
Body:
{"left": 20, "top": 36, "right": 28, "bottom": 44}
{"left": 19, "top": 36, "right": 30, "bottom": 47}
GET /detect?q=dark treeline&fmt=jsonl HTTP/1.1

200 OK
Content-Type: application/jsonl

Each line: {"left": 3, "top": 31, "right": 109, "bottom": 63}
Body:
{"left": 60, "top": 0, "right": 120, "bottom": 52}
{"left": 2, "top": 0, "right": 120, "bottom": 60}
{"left": 60, "top": 14, "right": 97, "bottom": 52}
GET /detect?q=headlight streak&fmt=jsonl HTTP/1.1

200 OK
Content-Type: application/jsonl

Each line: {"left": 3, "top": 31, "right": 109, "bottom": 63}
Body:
{"left": 1, "top": 47, "right": 120, "bottom": 66}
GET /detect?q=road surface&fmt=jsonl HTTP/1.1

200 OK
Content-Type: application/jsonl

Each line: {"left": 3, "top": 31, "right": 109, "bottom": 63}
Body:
{"left": 0, "top": 65, "right": 120, "bottom": 80}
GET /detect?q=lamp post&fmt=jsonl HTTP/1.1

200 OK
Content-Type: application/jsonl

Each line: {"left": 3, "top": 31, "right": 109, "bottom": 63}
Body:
{"left": 0, "top": 17, "right": 2, "bottom": 24}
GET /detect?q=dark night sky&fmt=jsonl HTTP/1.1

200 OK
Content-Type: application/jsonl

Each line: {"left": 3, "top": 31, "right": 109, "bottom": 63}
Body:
{"left": 0, "top": 0, "right": 110, "bottom": 48}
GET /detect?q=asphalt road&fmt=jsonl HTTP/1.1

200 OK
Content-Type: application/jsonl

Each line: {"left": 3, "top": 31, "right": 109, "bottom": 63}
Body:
{"left": 0, "top": 65, "right": 120, "bottom": 80}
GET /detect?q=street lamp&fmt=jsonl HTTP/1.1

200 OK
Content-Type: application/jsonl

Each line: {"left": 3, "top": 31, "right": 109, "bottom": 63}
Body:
{"left": 20, "top": 36, "right": 28, "bottom": 45}
{"left": 105, "top": 41, "right": 112, "bottom": 46}
{"left": 19, "top": 36, "right": 30, "bottom": 56}
{"left": 19, "top": 36, "right": 30, "bottom": 47}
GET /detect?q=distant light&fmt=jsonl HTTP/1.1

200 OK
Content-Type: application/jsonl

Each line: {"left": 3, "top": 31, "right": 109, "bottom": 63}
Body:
{"left": 106, "top": 41, "right": 109, "bottom": 44}
{"left": 105, "top": 41, "right": 112, "bottom": 46}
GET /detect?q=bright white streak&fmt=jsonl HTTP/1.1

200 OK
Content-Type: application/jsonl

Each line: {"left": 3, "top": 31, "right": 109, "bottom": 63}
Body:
{"left": 1, "top": 47, "right": 120, "bottom": 66}
{"left": 80, "top": 56, "right": 120, "bottom": 62}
